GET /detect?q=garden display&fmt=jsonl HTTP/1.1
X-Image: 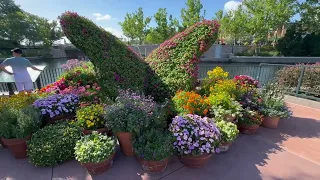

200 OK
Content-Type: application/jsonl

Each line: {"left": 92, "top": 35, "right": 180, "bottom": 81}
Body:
{"left": 74, "top": 131, "right": 116, "bottom": 175}
{"left": 169, "top": 115, "right": 220, "bottom": 168}
{"left": 27, "top": 123, "right": 81, "bottom": 166}
{"left": 33, "top": 94, "right": 79, "bottom": 123}
{"left": 134, "top": 129, "right": 173, "bottom": 172}
{"left": 172, "top": 91, "right": 209, "bottom": 116}
{"left": 238, "top": 109, "right": 264, "bottom": 135}
{"left": 216, "top": 120, "right": 239, "bottom": 152}
{"left": 0, "top": 107, "right": 42, "bottom": 158}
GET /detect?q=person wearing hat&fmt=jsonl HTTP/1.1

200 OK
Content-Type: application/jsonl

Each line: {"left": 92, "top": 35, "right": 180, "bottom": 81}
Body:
{"left": 0, "top": 48, "right": 42, "bottom": 92}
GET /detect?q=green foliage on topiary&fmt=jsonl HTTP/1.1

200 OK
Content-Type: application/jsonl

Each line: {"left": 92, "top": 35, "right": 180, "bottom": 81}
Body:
{"left": 27, "top": 122, "right": 81, "bottom": 167}
{"left": 59, "top": 12, "right": 149, "bottom": 100}
{"left": 145, "top": 20, "right": 220, "bottom": 100}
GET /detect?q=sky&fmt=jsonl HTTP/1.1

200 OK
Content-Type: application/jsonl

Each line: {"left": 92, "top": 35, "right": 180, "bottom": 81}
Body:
{"left": 14, "top": 0, "right": 241, "bottom": 39}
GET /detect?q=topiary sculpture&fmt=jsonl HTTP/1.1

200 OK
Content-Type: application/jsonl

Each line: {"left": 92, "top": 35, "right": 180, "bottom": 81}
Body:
{"left": 59, "top": 12, "right": 149, "bottom": 100}
{"left": 145, "top": 20, "right": 220, "bottom": 100}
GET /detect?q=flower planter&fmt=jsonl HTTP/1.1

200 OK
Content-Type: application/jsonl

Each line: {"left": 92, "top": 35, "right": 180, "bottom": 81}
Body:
{"left": 82, "top": 127, "right": 109, "bottom": 135}
{"left": 219, "top": 141, "right": 232, "bottom": 152}
{"left": 179, "top": 153, "right": 212, "bottom": 168}
{"left": 1, "top": 135, "right": 31, "bottom": 159}
{"left": 82, "top": 153, "right": 116, "bottom": 175}
{"left": 224, "top": 115, "right": 236, "bottom": 122}
{"left": 116, "top": 132, "right": 134, "bottom": 156}
{"left": 45, "top": 113, "right": 75, "bottom": 124}
{"left": 136, "top": 156, "right": 169, "bottom": 173}
{"left": 262, "top": 116, "right": 280, "bottom": 129}
{"left": 238, "top": 124, "right": 259, "bottom": 135}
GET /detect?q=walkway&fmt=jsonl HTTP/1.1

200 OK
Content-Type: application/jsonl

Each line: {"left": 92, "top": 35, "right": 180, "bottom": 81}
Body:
{"left": 1, "top": 102, "right": 320, "bottom": 180}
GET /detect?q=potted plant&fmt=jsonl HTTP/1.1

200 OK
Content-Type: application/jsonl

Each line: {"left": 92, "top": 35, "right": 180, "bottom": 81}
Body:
{"left": 216, "top": 120, "right": 239, "bottom": 152}
{"left": 172, "top": 91, "right": 209, "bottom": 116}
{"left": 74, "top": 131, "right": 116, "bottom": 175}
{"left": 206, "top": 92, "right": 243, "bottom": 122}
{"left": 134, "top": 129, "right": 173, "bottom": 173}
{"left": 33, "top": 94, "right": 79, "bottom": 124}
{"left": 0, "top": 107, "right": 42, "bottom": 158}
{"left": 74, "top": 104, "right": 108, "bottom": 135}
{"left": 105, "top": 90, "right": 166, "bottom": 156}
{"left": 261, "top": 98, "right": 291, "bottom": 128}
{"left": 169, "top": 114, "right": 221, "bottom": 168}
{"left": 237, "top": 109, "right": 264, "bottom": 135}
{"left": 27, "top": 122, "right": 81, "bottom": 166}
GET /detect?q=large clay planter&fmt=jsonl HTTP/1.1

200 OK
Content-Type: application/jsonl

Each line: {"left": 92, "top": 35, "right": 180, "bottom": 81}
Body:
{"left": 45, "top": 113, "right": 75, "bottom": 124}
{"left": 224, "top": 115, "right": 236, "bottom": 122}
{"left": 238, "top": 124, "right": 259, "bottom": 135}
{"left": 219, "top": 141, "right": 232, "bottom": 152}
{"left": 116, "top": 132, "right": 134, "bottom": 156}
{"left": 179, "top": 153, "right": 212, "bottom": 168}
{"left": 262, "top": 116, "right": 280, "bottom": 129}
{"left": 1, "top": 135, "right": 31, "bottom": 159}
{"left": 137, "top": 157, "right": 169, "bottom": 173}
{"left": 82, "top": 153, "right": 116, "bottom": 175}
{"left": 82, "top": 127, "right": 110, "bottom": 135}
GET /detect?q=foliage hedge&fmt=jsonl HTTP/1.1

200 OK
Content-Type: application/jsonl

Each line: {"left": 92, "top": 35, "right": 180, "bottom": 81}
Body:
{"left": 59, "top": 12, "right": 148, "bottom": 100}
{"left": 145, "top": 20, "right": 220, "bottom": 100}
{"left": 27, "top": 123, "right": 81, "bottom": 167}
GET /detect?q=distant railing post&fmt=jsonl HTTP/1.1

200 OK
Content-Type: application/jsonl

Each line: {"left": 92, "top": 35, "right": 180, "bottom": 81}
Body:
{"left": 295, "top": 65, "right": 306, "bottom": 96}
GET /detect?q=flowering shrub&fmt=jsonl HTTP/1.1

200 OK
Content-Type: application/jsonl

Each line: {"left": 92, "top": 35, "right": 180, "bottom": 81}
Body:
{"left": 201, "top": 67, "right": 229, "bottom": 96}
{"left": 238, "top": 109, "right": 264, "bottom": 125}
{"left": 206, "top": 92, "right": 243, "bottom": 119}
{"left": 60, "top": 12, "right": 148, "bottom": 100}
{"left": 239, "top": 90, "right": 263, "bottom": 112}
{"left": 61, "top": 59, "right": 84, "bottom": 71}
{"left": 216, "top": 120, "right": 239, "bottom": 143}
{"left": 75, "top": 131, "right": 115, "bottom": 163}
{"left": 0, "top": 92, "right": 37, "bottom": 111}
{"left": 33, "top": 94, "right": 79, "bottom": 118}
{"left": 134, "top": 129, "right": 174, "bottom": 161}
{"left": 209, "top": 79, "right": 241, "bottom": 98}
{"left": 262, "top": 98, "right": 292, "bottom": 118}
{"left": 172, "top": 91, "right": 209, "bottom": 116}
{"left": 145, "top": 20, "right": 220, "bottom": 101}
{"left": 75, "top": 104, "right": 105, "bottom": 130}
{"left": 39, "top": 78, "right": 67, "bottom": 93}
{"left": 169, "top": 115, "right": 221, "bottom": 155}
{"left": 234, "top": 75, "right": 259, "bottom": 89}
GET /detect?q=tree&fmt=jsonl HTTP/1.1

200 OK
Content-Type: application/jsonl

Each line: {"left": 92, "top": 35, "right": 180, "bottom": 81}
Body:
{"left": 181, "top": 0, "right": 206, "bottom": 29}
{"left": 243, "top": 0, "right": 297, "bottom": 43}
{"left": 299, "top": 0, "right": 320, "bottom": 34}
{"left": 145, "top": 8, "right": 180, "bottom": 44}
{"left": 119, "top": 7, "right": 151, "bottom": 44}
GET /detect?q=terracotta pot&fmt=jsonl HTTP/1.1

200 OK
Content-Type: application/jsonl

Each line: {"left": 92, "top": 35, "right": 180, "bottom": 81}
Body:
{"left": 82, "top": 153, "right": 115, "bottom": 175}
{"left": 45, "top": 113, "right": 75, "bottom": 124}
{"left": 224, "top": 115, "right": 236, "bottom": 122}
{"left": 179, "top": 153, "right": 212, "bottom": 168}
{"left": 137, "top": 156, "right": 169, "bottom": 173}
{"left": 0, "top": 138, "right": 7, "bottom": 148}
{"left": 262, "top": 116, "right": 280, "bottom": 129}
{"left": 238, "top": 124, "right": 259, "bottom": 135}
{"left": 116, "top": 132, "right": 134, "bottom": 156}
{"left": 1, "top": 135, "right": 31, "bottom": 159}
{"left": 82, "top": 127, "right": 109, "bottom": 135}
{"left": 219, "top": 141, "right": 232, "bottom": 152}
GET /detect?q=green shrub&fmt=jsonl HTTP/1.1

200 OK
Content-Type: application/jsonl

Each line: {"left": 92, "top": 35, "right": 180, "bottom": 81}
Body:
{"left": 75, "top": 131, "right": 116, "bottom": 163}
{"left": 134, "top": 129, "right": 174, "bottom": 161}
{"left": 0, "top": 107, "right": 42, "bottom": 139}
{"left": 27, "top": 123, "right": 81, "bottom": 167}
{"left": 59, "top": 12, "right": 148, "bottom": 100}
{"left": 145, "top": 20, "right": 220, "bottom": 100}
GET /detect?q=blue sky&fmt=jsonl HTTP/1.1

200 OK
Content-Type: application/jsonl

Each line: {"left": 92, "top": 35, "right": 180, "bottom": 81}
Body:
{"left": 14, "top": 0, "right": 237, "bottom": 38}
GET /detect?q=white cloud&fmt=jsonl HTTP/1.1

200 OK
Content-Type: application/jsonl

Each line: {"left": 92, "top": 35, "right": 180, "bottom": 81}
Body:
{"left": 224, "top": 1, "right": 242, "bottom": 13}
{"left": 104, "top": 27, "right": 128, "bottom": 40}
{"left": 93, "top": 13, "right": 112, "bottom": 21}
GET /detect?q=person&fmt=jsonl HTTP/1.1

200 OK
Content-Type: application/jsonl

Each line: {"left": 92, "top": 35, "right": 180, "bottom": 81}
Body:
{"left": 0, "top": 48, "right": 42, "bottom": 92}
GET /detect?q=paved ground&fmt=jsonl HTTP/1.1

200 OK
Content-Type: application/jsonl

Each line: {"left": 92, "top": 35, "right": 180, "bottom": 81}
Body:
{"left": 1, "top": 102, "right": 320, "bottom": 180}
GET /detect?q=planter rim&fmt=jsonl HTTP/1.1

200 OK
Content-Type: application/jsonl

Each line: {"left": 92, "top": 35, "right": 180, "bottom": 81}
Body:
{"left": 1, "top": 135, "right": 31, "bottom": 145}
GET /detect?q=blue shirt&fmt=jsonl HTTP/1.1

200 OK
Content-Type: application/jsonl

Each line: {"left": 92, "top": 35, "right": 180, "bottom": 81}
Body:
{"left": 2, "top": 57, "right": 33, "bottom": 82}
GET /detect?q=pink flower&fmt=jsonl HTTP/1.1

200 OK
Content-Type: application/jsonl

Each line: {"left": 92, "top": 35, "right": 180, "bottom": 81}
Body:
{"left": 86, "top": 85, "right": 90, "bottom": 89}
{"left": 96, "top": 87, "right": 101, "bottom": 91}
